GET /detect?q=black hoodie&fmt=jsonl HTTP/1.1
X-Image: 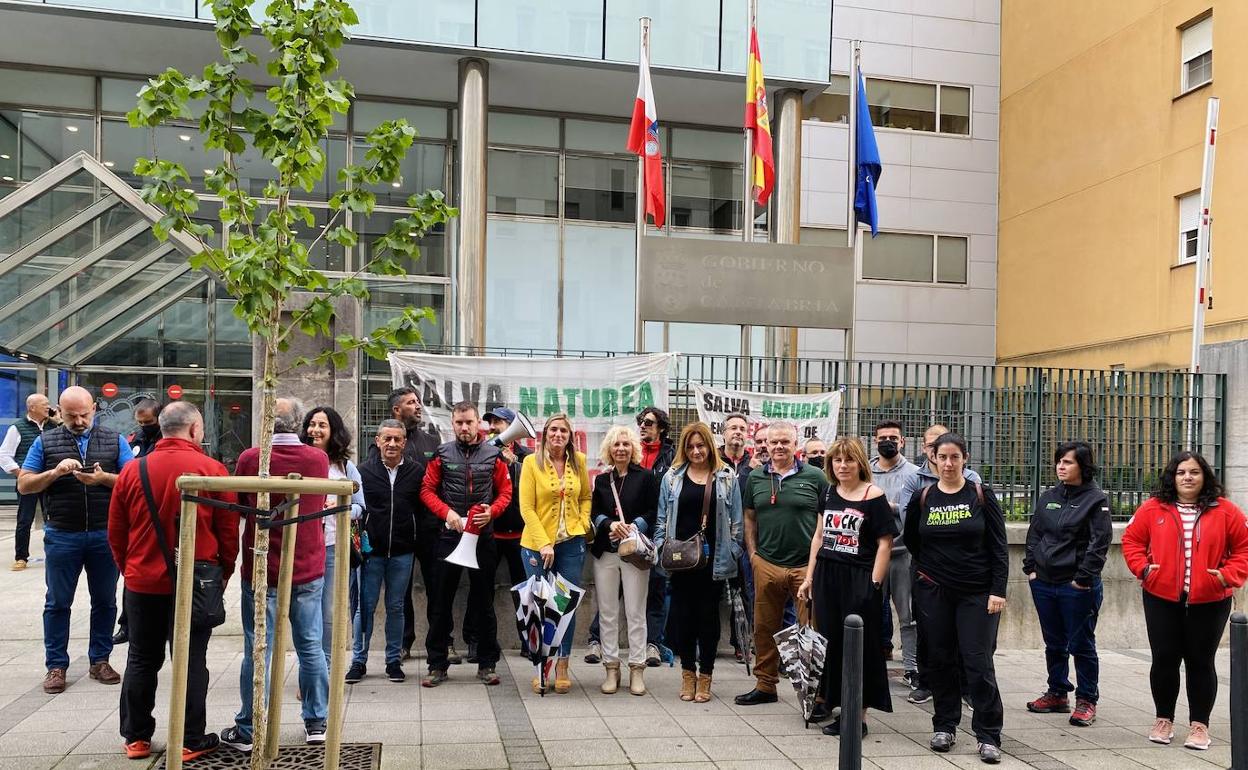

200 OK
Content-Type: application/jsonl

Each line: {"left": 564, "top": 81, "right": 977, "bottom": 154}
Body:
{"left": 1022, "top": 481, "right": 1113, "bottom": 586}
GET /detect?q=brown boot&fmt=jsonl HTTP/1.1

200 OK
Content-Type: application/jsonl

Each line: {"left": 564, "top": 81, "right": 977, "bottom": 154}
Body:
{"left": 628, "top": 664, "right": 646, "bottom": 696}
{"left": 601, "top": 662, "right": 620, "bottom": 694}
{"left": 694, "top": 673, "right": 712, "bottom": 703}
{"left": 680, "top": 670, "right": 696, "bottom": 701}
{"left": 554, "top": 658, "right": 572, "bottom": 694}
{"left": 89, "top": 661, "right": 121, "bottom": 685}
{"left": 43, "top": 668, "right": 66, "bottom": 694}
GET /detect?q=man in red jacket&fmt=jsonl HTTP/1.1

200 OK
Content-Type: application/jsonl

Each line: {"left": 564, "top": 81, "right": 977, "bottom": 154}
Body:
{"left": 107, "top": 401, "right": 239, "bottom": 762}
{"left": 221, "top": 398, "right": 331, "bottom": 752}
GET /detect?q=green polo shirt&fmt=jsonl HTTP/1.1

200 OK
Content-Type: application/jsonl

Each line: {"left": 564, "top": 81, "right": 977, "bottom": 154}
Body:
{"left": 745, "top": 461, "right": 829, "bottom": 567}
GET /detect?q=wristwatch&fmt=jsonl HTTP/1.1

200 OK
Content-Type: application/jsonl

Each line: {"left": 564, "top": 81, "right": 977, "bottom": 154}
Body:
{"left": 871, "top": 580, "right": 883, "bottom": 591}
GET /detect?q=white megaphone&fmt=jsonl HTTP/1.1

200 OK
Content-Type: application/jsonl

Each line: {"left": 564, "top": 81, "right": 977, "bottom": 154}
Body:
{"left": 491, "top": 411, "right": 536, "bottom": 447}
{"left": 445, "top": 520, "right": 481, "bottom": 569}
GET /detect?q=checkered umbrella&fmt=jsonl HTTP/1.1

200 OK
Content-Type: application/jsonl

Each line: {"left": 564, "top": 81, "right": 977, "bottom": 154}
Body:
{"left": 512, "top": 572, "right": 585, "bottom": 696}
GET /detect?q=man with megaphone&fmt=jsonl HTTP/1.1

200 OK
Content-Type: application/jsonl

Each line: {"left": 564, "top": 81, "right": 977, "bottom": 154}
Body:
{"left": 418, "top": 401, "right": 514, "bottom": 688}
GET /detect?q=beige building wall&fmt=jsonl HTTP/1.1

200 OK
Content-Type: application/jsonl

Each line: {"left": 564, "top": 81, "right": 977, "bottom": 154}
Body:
{"left": 998, "top": 0, "right": 1248, "bottom": 369}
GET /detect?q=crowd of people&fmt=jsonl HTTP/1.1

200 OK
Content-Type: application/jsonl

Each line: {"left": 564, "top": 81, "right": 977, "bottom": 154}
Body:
{"left": 3, "top": 384, "right": 1247, "bottom": 764}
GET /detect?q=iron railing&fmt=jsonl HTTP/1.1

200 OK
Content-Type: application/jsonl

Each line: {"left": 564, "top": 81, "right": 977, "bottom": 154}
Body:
{"left": 363, "top": 348, "right": 1226, "bottom": 520}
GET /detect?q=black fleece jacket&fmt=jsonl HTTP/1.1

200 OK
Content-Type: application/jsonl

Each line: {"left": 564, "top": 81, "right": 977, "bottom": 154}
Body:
{"left": 1022, "top": 481, "right": 1112, "bottom": 587}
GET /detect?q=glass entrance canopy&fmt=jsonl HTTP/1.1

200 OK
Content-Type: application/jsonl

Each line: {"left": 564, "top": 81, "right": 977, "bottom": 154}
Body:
{"left": 0, "top": 151, "right": 206, "bottom": 366}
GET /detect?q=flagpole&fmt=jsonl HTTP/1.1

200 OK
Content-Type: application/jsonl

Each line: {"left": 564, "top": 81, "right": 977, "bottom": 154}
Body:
{"left": 742, "top": 0, "right": 756, "bottom": 246}
{"left": 634, "top": 16, "right": 650, "bottom": 352}
{"left": 846, "top": 40, "right": 860, "bottom": 251}
{"left": 1186, "top": 96, "right": 1219, "bottom": 447}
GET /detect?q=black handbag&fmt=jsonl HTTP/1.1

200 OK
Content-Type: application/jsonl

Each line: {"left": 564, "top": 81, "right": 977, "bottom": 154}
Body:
{"left": 139, "top": 458, "right": 226, "bottom": 630}
{"left": 659, "top": 474, "right": 712, "bottom": 573}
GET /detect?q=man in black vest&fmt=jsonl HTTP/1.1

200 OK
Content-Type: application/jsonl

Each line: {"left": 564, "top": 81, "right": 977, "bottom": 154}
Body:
{"left": 1, "top": 392, "right": 50, "bottom": 570}
{"left": 18, "top": 386, "right": 134, "bottom": 694}
{"left": 418, "top": 401, "right": 513, "bottom": 686}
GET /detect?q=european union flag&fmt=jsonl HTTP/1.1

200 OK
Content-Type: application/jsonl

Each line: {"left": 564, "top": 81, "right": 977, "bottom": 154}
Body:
{"left": 854, "top": 74, "right": 882, "bottom": 237}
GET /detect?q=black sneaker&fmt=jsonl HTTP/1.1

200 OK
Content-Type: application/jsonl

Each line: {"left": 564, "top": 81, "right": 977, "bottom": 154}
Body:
{"left": 808, "top": 703, "right": 831, "bottom": 723}
{"left": 902, "top": 669, "right": 920, "bottom": 689}
{"left": 304, "top": 722, "right": 326, "bottom": 744}
{"left": 930, "top": 731, "right": 956, "bottom": 752}
{"left": 385, "top": 662, "right": 405, "bottom": 683}
{"left": 345, "top": 662, "right": 366, "bottom": 684}
{"left": 978, "top": 742, "right": 1001, "bottom": 764}
{"left": 822, "top": 718, "right": 869, "bottom": 737}
{"left": 909, "top": 687, "right": 933, "bottom": 705}
{"left": 219, "top": 726, "right": 253, "bottom": 753}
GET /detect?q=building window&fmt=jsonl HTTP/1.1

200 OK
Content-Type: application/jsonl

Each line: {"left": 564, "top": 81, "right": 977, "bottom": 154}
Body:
{"left": 1180, "top": 15, "right": 1213, "bottom": 92}
{"left": 1178, "top": 192, "right": 1200, "bottom": 264}
{"left": 809, "top": 77, "right": 971, "bottom": 136}
{"left": 862, "top": 232, "right": 969, "bottom": 285}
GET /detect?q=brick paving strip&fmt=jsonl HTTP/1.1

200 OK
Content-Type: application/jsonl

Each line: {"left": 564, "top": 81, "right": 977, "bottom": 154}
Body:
{"left": 486, "top": 659, "right": 550, "bottom": 770}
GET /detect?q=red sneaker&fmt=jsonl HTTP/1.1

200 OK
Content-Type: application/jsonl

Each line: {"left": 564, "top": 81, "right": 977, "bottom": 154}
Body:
{"left": 1069, "top": 700, "right": 1096, "bottom": 726}
{"left": 124, "top": 740, "right": 151, "bottom": 759}
{"left": 1026, "top": 691, "right": 1070, "bottom": 713}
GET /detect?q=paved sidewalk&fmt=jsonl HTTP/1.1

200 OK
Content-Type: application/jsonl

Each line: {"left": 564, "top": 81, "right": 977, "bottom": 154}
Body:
{"left": 0, "top": 525, "right": 1236, "bottom": 769}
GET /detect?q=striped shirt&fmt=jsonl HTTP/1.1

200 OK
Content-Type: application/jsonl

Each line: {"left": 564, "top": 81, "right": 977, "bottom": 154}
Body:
{"left": 1178, "top": 503, "right": 1199, "bottom": 593}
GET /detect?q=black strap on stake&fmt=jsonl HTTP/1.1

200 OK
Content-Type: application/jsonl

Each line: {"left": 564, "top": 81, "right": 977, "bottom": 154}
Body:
{"left": 180, "top": 493, "right": 350, "bottom": 529}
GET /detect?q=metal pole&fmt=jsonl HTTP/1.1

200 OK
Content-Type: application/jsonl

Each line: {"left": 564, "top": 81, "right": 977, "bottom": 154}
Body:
{"left": 264, "top": 493, "right": 302, "bottom": 762}
{"left": 742, "top": 0, "right": 756, "bottom": 246}
{"left": 846, "top": 41, "right": 860, "bottom": 251}
{"left": 1232, "top": 612, "right": 1248, "bottom": 770}
{"left": 634, "top": 16, "right": 650, "bottom": 352}
{"left": 839, "top": 614, "right": 864, "bottom": 770}
{"left": 1187, "top": 96, "right": 1219, "bottom": 447}
{"left": 323, "top": 494, "right": 352, "bottom": 770}
{"left": 164, "top": 494, "right": 201, "bottom": 770}
{"left": 455, "top": 58, "right": 489, "bottom": 351}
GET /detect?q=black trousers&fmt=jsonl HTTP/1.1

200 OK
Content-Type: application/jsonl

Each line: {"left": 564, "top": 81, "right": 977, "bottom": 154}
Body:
{"left": 119, "top": 589, "right": 210, "bottom": 743}
{"left": 1142, "top": 591, "right": 1231, "bottom": 724}
{"left": 14, "top": 491, "right": 38, "bottom": 562}
{"left": 495, "top": 537, "right": 528, "bottom": 651}
{"left": 402, "top": 524, "right": 442, "bottom": 652}
{"left": 669, "top": 566, "right": 721, "bottom": 675}
{"left": 426, "top": 533, "right": 499, "bottom": 671}
{"left": 912, "top": 576, "right": 1004, "bottom": 746}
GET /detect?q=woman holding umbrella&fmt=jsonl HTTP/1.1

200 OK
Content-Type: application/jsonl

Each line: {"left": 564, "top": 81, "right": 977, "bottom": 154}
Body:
{"left": 654, "top": 421, "right": 742, "bottom": 703}
{"left": 903, "top": 432, "right": 1008, "bottom": 765}
{"left": 519, "top": 413, "right": 592, "bottom": 694}
{"left": 797, "top": 437, "right": 896, "bottom": 737}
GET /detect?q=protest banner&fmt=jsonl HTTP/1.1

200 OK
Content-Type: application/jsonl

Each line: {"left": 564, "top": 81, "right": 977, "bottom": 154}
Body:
{"left": 389, "top": 352, "right": 675, "bottom": 469}
{"left": 694, "top": 384, "right": 842, "bottom": 449}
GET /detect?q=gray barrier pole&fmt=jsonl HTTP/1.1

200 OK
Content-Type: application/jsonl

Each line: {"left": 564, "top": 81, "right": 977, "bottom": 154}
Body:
{"left": 839, "top": 614, "right": 863, "bottom": 770}
{"left": 1232, "top": 612, "right": 1248, "bottom": 770}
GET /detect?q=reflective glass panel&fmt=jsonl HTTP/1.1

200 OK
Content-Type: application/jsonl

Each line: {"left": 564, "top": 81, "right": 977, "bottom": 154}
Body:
{"left": 487, "top": 149, "right": 558, "bottom": 217}
{"left": 102, "top": 120, "right": 218, "bottom": 193}
{"left": 562, "top": 223, "right": 634, "bottom": 352}
{"left": 360, "top": 141, "right": 446, "bottom": 209}
{"left": 939, "top": 85, "right": 971, "bottom": 135}
{"left": 604, "top": 0, "right": 720, "bottom": 71}
{"left": 0, "top": 170, "right": 98, "bottom": 251}
{"left": 355, "top": 210, "right": 447, "bottom": 276}
{"left": 214, "top": 291, "right": 253, "bottom": 371}
{"left": 670, "top": 128, "right": 740, "bottom": 163}
{"left": 488, "top": 113, "right": 559, "bottom": 148}
{"left": 485, "top": 218, "right": 558, "bottom": 349}
{"left": 669, "top": 162, "right": 741, "bottom": 231}
{"left": 721, "top": 0, "right": 832, "bottom": 82}
{"left": 254, "top": 205, "right": 344, "bottom": 271}
{"left": 478, "top": 0, "right": 603, "bottom": 59}
{"left": 353, "top": 0, "right": 475, "bottom": 46}
{"left": 234, "top": 134, "right": 347, "bottom": 202}
{"left": 869, "top": 79, "right": 936, "bottom": 132}
{"left": 0, "top": 68, "right": 95, "bottom": 110}
{"left": 808, "top": 75, "right": 849, "bottom": 124}
{"left": 936, "top": 235, "right": 968, "bottom": 284}
{"left": 564, "top": 154, "right": 636, "bottom": 223}
{"left": 54, "top": 0, "right": 194, "bottom": 17}
{"left": 565, "top": 119, "right": 629, "bottom": 153}
{"left": 354, "top": 101, "right": 448, "bottom": 141}
{"left": 362, "top": 279, "right": 446, "bottom": 348}
{"left": 862, "top": 232, "right": 934, "bottom": 282}
{"left": 0, "top": 111, "right": 95, "bottom": 181}
{"left": 62, "top": 272, "right": 203, "bottom": 362}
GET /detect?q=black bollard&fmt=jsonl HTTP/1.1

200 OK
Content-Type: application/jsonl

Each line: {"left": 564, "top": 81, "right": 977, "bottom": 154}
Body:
{"left": 1232, "top": 612, "right": 1248, "bottom": 770}
{"left": 839, "top": 614, "right": 864, "bottom": 770}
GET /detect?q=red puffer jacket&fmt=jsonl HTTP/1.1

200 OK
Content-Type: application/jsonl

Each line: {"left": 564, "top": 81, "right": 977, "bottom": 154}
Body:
{"left": 1122, "top": 497, "right": 1248, "bottom": 604}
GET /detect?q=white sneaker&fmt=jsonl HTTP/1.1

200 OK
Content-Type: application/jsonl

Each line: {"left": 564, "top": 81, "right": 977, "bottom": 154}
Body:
{"left": 584, "top": 640, "right": 601, "bottom": 664}
{"left": 645, "top": 643, "right": 661, "bottom": 667}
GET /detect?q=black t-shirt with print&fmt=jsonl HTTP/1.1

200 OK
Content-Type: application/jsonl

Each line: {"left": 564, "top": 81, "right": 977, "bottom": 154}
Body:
{"left": 817, "top": 486, "right": 899, "bottom": 569}
{"left": 903, "top": 481, "right": 1008, "bottom": 596}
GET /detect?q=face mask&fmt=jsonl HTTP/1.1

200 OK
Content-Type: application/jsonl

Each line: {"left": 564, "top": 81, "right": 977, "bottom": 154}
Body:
{"left": 807, "top": 455, "right": 824, "bottom": 469}
{"left": 141, "top": 424, "right": 161, "bottom": 440}
{"left": 877, "top": 440, "right": 899, "bottom": 459}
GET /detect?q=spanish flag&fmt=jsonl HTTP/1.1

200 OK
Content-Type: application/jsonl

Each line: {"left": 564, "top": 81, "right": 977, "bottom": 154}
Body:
{"left": 744, "top": 27, "right": 774, "bottom": 208}
{"left": 627, "top": 40, "right": 665, "bottom": 229}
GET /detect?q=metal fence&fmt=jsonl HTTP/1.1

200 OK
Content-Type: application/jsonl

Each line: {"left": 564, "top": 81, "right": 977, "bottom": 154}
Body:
{"left": 363, "top": 348, "right": 1226, "bottom": 520}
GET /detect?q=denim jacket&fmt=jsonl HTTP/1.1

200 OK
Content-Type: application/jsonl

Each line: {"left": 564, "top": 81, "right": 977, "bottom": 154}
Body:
{"left": 654, "top": 464, "right": 743, "bottom": 581}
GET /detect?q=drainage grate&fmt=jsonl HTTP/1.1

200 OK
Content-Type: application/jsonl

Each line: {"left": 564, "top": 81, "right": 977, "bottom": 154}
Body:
{"left": 155, "top": 743, "right": 381, "bottom": 769}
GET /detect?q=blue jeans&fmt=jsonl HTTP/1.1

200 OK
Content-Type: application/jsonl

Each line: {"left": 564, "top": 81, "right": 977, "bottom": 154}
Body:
{"left": 1030, "top": 578, "right": 1102, "bottom": 703}
{"left": 354, "top": 553, "right": 413, "bottom": 666}
{"left": 43, "top": 526, "right": 117, "bottom": 670}
{"left": 235, "top": 579, "right": 328, "bottom": 737}
{"left": 521, "top": 539, "right": 587, "bottom": 658}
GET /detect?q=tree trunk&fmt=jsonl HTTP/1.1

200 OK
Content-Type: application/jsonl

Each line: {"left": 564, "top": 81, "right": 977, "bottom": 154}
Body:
{"left": 249, "top": 330, "right": 279, "bottom": 770}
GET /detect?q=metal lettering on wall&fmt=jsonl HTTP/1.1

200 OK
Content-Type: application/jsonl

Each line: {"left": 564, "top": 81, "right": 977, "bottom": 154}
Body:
{"left": 638, "top": 237, "right": 854, "bottom": 329}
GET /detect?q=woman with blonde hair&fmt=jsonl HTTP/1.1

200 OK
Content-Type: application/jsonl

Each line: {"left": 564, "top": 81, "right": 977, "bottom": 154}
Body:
{"left": 654, "top": 421, "right": 743, "bottom": 703}
{"left": 589, "top": 425, "right": 658, "bottom": 695}
{"left": 798, "top": 437, "right": 897, "bottom": 736}
{"left": 519, "top": 414, "right": 592, "bottom": 693}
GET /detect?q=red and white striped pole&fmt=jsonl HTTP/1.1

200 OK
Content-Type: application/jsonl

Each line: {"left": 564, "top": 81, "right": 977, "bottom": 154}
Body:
{"left": 1187, "top": 96, "right": 1219, "bottom": 447}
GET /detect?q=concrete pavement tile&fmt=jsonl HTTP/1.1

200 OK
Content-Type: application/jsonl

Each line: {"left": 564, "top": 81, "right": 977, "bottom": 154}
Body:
{"left": 713, "top": 760, "right": 800, "bottom": 770}
{"left": 420, "top": 742, "right": 508, "bottom": 769}
{"left": 420, "top": 719, "right": 499, "bottom": 744}
{"left": 340, "top": 721, "right": 422, "bottom": 745}
{"left": 748, "top": 714, "right": 822, "bottom": 736}
{"left": 522, "top": 697, "right": 596, "bottom": 719}
{"left": 867, "top": 756, "right": 961, "bottom": 769}
{"left": 540, "top": 738, "right": 628, "bottom": 767}
{"left": 0, "top": 730, "right": 88, "bottom": 757}
{"left": 53, "top": 754, "right": 157, "bottom": 770}
{"left": 603, "top": 714, "right": 686, "bottom": 738}
{"left": 9, "top": 709, "right": 112, "bottom": 734}
{"left": 35, "top": 694, "right": 113, "bottom": 712}
{"left": 941, "top": 753, "right": 1046, "bottom": 768}
{"left": 728, "top": 699, "right": 805, "bottom": 716}
{"left": 1007, "top": 727, "right": 1101, "bottom": 752}
{"left": 618, "top": 735, "right": 710, "bottom": 763}
{"left": 671, "top": 714, "right": 756, "bottom": 737}
{"left": 1045, "top": 749, "right": 1152, "bottom": 769}
{"left": 768, "top": 733, "right": 837, "bottom": 760}
{"left": 899, "top": 732, "right": 979, "bottom": 756}
{"left": 347, "top": 700, "right": 430, "bottom": 722}
{"left": 379, "top": 744, "right": 422, "bottom": 769}
{"left": 860, "top": 732, "right": 948, "bottom": 757}
{"left": 1074, "top": 725, "right": 1162, "bottom": 749}
{"left": 632, "top": 764, "right": 715, "bottom": 770}
{"left": 593, "top": 696, "right": 671, "bottom": 716}
{"left": 692, "top": 734, "right": 786, "bottom": 761}
{"left": 1114, "top": 746, "right": 1226, "bottom": 768}
{"left": 0, "top": 759, "right": 59, "bottom": 770}
{"left": 531, "top": 715, "right": 611, "bottom": 740}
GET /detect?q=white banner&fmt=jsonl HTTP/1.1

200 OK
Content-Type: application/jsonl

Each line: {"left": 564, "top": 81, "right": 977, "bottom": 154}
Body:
{"left": 694, "top": 384, "right": 842, "bottom": 449}
{"left": 389, "top": 352, "right": 675, "bottom": 470}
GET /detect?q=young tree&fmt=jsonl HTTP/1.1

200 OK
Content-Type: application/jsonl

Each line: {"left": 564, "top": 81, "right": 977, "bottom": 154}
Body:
{"left": 127, "top": 0, "right": 455, "bottom": 762}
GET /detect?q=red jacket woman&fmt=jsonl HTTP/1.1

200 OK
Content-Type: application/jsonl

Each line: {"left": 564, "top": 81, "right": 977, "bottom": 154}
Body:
{"left": 1120, "top": 450, "right": 1248, "bottom": 752}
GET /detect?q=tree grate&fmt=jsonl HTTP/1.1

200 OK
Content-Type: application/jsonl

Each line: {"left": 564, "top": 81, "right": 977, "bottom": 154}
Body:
{"left": 154, "top": 743, "right": 380, "bottom": 770}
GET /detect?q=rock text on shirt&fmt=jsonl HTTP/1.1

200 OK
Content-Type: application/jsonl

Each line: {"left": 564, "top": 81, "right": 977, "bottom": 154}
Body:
{"left": 822, "top": 508, "right": 864, "bottom": 554}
